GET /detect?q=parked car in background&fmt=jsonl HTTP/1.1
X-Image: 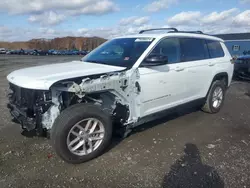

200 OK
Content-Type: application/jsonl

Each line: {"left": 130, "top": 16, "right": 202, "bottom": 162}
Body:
{"left": 51, "top": 50, "right": 58, "bottom": 55}
{"left": 79, "top": 50, "right": 88, "bottom": 55}
{"left": 61, "top": 50, "right": 67, "bottom": 55}
{"left": 13, "top": 50, "right": 20, "bottom": 55}
{"left": 3, "top": 48, "right": 91, "bottom": 56}
{"left": 6, "top": 50, "right": 12, "bottom": 55}
{"left": 33, "top": 50, "right": 49, "bottom": 56}
{"left": 6, "top": 50, "right": 16, "bottom": 55}
{"left": 0, "top": 48, "right": 6, "bottom": 54}
{"left": 54, "top": 50, "right": 63, "bottom": 55}
{"left": 16, "top": 49, "right": 25, "bottom": 55}
{"left": 64, "top": 50, "right": 73, "bottom": 55}
{"left": 24, "top": 49, "right": 35, "bottom": 55}
{"left": 234, "top": 55, "right": 250, "bottom": 80}
{"left": 8, "top": 50, "right": 16, "bottom": 55}
{"left": 72, "top": 50, "right": 80, "bottom": 55}
{"left": 48, "top": 49, "right": 55, "bottom": 55}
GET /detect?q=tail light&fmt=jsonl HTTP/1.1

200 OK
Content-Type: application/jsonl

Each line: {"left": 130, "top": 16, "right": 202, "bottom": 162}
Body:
{"left": 230, "top": 56, "right": 237, "bottom": 64}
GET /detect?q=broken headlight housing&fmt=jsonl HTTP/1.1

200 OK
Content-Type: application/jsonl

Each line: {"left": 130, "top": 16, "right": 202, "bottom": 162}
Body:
{"left": 43, "top": 91, "right": 52, "bottom": 102}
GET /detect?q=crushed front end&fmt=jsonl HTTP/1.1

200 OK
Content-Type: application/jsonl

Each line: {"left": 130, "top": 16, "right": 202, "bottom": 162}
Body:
{"left": 7, "top": 83, "right": 53, "bottom": 135}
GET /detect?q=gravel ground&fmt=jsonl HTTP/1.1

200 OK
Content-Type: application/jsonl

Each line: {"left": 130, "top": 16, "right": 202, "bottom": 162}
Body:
{"left": 0, "top": 55, "right": 250, "bottom": 188}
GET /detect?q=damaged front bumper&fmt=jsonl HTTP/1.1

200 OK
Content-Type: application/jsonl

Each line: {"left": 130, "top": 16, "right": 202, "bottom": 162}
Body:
{"left": 7, "top": 83, "right": 53, "bottom": 135}
{"left": 7, "top": 103, "right": 36, "bottom": 131}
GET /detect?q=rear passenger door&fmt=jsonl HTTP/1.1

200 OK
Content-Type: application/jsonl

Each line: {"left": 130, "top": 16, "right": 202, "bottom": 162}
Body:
{"left": 178, "top": 38, "right": 213, "bottom": 101}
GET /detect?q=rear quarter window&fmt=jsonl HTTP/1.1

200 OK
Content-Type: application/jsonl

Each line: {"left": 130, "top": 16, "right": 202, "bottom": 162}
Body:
{"left": 206, "top": 40, "right": 225, "bottom": 58}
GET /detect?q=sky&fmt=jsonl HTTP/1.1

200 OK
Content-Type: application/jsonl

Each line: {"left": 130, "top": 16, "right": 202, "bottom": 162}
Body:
{"left": 0, "top": 0, "right": 250, "bottom": 41}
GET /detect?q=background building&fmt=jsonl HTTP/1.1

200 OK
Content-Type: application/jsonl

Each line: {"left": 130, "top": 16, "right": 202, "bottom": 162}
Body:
{"left": 215, "top": 33, "right": 250, "bottom": 57}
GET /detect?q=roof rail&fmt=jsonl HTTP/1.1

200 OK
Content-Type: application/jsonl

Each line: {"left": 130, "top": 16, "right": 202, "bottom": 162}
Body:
{"left": 139, "top": 28, "right": 178, "bottom": 34}
{"left": 167, "top": 30, "right": 203, "bottom": 34}
{"left": 138, "top": 28, "right": 206, "bottom": 35}
{"left": 176, "top": 30, "right": 204, "bottom": 34}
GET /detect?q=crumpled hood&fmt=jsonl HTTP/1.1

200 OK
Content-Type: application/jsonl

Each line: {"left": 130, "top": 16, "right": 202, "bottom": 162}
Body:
{"left": 7, "top": 61, "right": 125, "bottom": 90}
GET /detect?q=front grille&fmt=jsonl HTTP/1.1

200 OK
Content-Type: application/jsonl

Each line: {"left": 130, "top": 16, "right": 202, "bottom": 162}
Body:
{"left": 7, "top": 84, "right": 52, "bottom": 133}
{"left": 8, "top": 83, "right": 53, "bottom": 116}
{"left": 9, "top": 83, "right": 35, "bottom": 108}
{"left": 9, "top": 83, "right": 21, "bottom": 106}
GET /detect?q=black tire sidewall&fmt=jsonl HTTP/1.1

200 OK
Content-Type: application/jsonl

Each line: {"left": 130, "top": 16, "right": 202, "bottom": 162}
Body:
{"left": 208, "top": 81, "right": 226, "bottom": 113}
{"left": 51, "top": 104, "right": 112, "bottom": 164}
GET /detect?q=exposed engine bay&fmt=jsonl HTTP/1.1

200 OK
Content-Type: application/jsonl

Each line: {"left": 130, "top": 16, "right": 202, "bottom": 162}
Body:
{"left": 7, "top": 69, "right": 141, "bottom": 136}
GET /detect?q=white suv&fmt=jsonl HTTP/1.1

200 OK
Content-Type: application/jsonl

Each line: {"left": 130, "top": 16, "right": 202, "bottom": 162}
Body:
{"left": 7, "top": 28, "right": 234, "bottom": 163}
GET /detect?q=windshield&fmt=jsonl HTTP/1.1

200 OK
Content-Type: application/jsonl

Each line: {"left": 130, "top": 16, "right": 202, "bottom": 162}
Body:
{"left": 82, "top": 37, "right": 155, "bottom": 67}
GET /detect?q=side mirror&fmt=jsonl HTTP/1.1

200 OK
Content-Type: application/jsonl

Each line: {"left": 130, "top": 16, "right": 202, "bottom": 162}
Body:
{"left": 141, "top": 54, "right": 168, "bottom": 66}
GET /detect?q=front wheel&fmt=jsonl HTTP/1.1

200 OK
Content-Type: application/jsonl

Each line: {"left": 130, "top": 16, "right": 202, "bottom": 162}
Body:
{"left": 201, "top": 80, "right": 226, "bottom": 113}
{"left": 51, "top": 103, "right": 113, "bottom": 164}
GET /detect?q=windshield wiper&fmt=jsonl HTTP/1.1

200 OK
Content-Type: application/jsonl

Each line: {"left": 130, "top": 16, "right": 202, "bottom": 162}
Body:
{"left": 84, "top": 59, "right": 126, "bottom": 67}
{"left": 85, "top": 60, "right": 103, "bottom": 64}
{"left": 90, "top": 60, "right": 98, "bottom": 63}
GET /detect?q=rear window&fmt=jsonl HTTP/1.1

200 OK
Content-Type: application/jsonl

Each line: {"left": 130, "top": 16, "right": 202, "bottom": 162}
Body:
{"left": 180, "top": 38, "right": 209, "bottom": 62}
{"left": 206, "top": 40, "right": 225, "bottom": 58}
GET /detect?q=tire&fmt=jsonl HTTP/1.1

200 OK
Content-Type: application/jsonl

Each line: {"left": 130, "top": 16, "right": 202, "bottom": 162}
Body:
{"left": 51, "top": 103, "right": 113, "bottom": 164}
{"left": 201, "top": 80, "right": 226, "bottom": 113}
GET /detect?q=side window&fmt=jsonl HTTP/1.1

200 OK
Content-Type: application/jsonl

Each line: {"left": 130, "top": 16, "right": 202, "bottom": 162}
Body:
{"left": 150, "top": 38, "right": 180, "bottom": 64}
{"left": 206, "top": 40, "right": 225, "bottom": 58}
{"left": 180, "top": 38, "right": 209, "bottom": 62}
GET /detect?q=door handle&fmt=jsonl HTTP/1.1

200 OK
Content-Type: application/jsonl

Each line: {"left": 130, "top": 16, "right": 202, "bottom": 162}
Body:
{"left": 208, "top": 62, "right": 215, "bottom": 66}
{"left": 175, "top": 66, "right": 184, "bottom": 72}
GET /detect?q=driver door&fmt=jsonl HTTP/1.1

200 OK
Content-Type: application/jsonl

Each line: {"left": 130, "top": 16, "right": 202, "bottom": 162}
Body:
{"left": 139, "top": 38, "right": 189, "bottom": 117}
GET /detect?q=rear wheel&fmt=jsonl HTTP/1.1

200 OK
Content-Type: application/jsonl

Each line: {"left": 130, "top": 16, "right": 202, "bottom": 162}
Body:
{"left": 51, "top": 103, "right": 112, "bottom": 164}
{"left": 202, "top": 80, "right": 226, "bottom": 113}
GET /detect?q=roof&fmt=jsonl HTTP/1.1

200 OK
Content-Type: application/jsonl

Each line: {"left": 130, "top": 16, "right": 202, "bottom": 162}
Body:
{"left": 117, "top": 33, "right": 224, "bottom": 42}
{"left": 214, "top": 33, "right": 250, "bottom": 41}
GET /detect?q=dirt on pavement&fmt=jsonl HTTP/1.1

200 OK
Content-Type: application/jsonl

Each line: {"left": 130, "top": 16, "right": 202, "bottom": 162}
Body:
{"left": 0, "top": 55, "right": 250, "bottom": 188}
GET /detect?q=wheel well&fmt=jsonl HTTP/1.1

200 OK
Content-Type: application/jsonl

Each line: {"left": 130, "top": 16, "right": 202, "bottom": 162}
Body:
{"left": 205, "top": 72, "right": 228, "bottom": 97}
{"left": 212, "top": 72, "right": 228, "bottom": 87}
{"left": 86, "top": 92, "right": 130, "bottom": 125}
{"left": 61, "top": 91, "right": 130, "bottom": 126}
